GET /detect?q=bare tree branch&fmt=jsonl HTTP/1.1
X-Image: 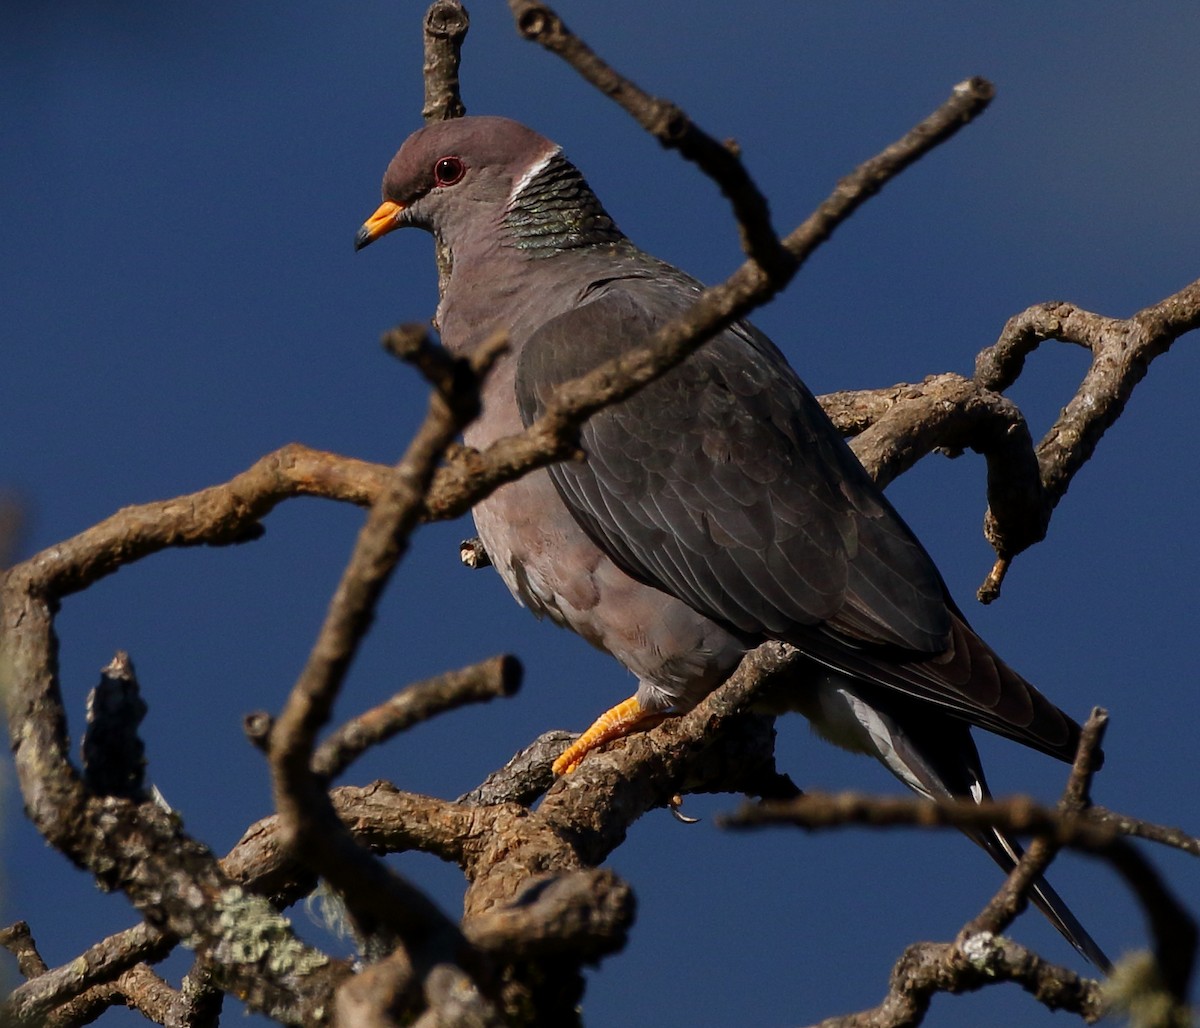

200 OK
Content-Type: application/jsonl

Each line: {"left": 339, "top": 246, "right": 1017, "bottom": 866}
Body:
{"left": 312, "top": 654, "right": 522, "bottom": 782}
{"left": 0, "top": 922, "right": 49, "bottom": 979}
{"left": 2, "top": 923, "right": 171, "bottom": 1024}
{"left": 0, "top": 591, "right": 350, "bottom": 1024}
{"left": 972, "top": 279, "right": 1200, "bottom": 598}
{"left": 724, "top": 709, "right": 1197, "bottom": 1006}
{"left": 40, "top": 964, "right": 178, "bottom": 1028}
{"left": 809, "top": 936, "right": 1106, "bottom": 1028}
{"left": 964, "top": 710, "right": 1108, "bottom": 943}
{"left": 8, "top": 444, "right": 390, "bottom": 598}
{"left": 464, "top": 868, "right": 633, "bottom": 960}
{"left": 422, "top": 0, "right": 469, "bottom": 295}
{"left": 422, "top": 0, "right": 468, "bottom": 123}
{"left": 821, "top": 373, "right": 1044, "bottom": 543}
{"left": 166, "top": 960, "right": 224, "bottom": 1028}
{"left": 266, "top": 331, "right": 509, "bottom": 1019}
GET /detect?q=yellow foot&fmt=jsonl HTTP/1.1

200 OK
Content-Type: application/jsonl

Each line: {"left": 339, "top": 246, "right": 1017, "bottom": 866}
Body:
{"left": 552, "top": 696, "right": 667, "bottom": 775}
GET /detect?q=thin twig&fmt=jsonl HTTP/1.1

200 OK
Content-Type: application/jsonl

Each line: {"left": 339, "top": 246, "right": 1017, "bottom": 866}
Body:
{"left": 45, "top": 964, "right": 177, "bottom": 1028}
{"left": 9, "top": 444, "right": 391, "bottom": 597}
{"left": 973, "top": 279, "right": 1200, "bottom": 599}
{"left": 2, "top": 923, "right": 171, "bottom": 1024}
{"left": 508, "top": 0, "right": 793, "bottom": 277}
{"left": 422, "top": 0, "right": 469, "bottom": 294}
{"left": 422, "top": 0, "right": 468, "bottom": 123}
{"left": 457, "top": 730, "right": 575, "bottom": 807}
{"left": 312, "top": 654, "right": 522, "bottom": 781}
{"left": 962, "top": 710, "right": 1108, "bottom": 941}
{"left": 166, "top": 959, "right": 224, "bottom": 1028}
{"left": 808, "top": 937, "right": 1105, "bottom": 1027}
{"left": 0, "top": 922, "right": 49, "bottom": 978}
{"left": 1088, "top": 808, "right": 1200, "bottom": 856}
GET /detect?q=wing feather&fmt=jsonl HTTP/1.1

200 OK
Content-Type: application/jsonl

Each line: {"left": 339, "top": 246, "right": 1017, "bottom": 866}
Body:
{"left": 515, "top": 281, "right": 1078, "bottom": 760}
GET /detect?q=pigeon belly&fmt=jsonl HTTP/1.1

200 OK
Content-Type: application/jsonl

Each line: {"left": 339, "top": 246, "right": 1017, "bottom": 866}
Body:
{"left": 465, "top": 417, "right": 746, "bottom": 713}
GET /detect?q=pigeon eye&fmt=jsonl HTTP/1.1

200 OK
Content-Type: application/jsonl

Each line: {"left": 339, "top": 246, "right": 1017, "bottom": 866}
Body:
{"left": 433, "top": 156, "right": 465, "bottom": 186}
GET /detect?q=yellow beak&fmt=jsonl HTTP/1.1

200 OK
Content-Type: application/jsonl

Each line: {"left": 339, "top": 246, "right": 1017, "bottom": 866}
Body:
{"left": 355, "top": 200, "right": 405, "bottom": 251}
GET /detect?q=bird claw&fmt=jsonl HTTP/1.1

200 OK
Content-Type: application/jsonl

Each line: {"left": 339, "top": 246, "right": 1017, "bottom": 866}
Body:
{"left": 669, "top": 794, "right": 700, "bottom": 824}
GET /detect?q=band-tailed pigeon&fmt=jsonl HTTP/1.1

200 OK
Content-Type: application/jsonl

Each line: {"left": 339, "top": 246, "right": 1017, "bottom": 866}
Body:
{"left": 356, "top": 116, "right": 1108, "bottom": 969}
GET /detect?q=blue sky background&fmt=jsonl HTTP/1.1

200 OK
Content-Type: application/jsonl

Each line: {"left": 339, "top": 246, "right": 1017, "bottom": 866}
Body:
{"left": 3, "top": 3, "right": 1199, "bottom": 1025}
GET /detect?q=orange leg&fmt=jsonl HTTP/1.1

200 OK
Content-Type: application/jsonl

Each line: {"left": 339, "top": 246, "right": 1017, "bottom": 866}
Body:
{"left": 552, "top": 696, "right": 668, "bottom": 775}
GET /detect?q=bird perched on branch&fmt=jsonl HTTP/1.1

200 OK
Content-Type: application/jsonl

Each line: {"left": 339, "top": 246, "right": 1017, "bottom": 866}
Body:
{"left": 356, "top": 115, "right": 1108, "bottom": 970}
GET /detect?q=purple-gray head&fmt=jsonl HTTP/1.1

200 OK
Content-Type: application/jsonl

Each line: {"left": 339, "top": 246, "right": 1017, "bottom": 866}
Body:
{"left": 355, "top": 116, "right": 560, "bottom": 251}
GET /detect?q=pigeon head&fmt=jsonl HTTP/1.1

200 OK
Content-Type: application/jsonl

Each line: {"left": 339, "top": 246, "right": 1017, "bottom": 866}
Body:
{"left": 355, "top": 116, "right": 557, "bottom": 250}
{"left": 356, "top": 116, "right": 624, "bottom": 257}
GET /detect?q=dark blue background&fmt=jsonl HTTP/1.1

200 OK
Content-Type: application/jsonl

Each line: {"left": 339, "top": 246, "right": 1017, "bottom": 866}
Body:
{"left": 4, "top": 4, "right": 1198, "bottom": 1025}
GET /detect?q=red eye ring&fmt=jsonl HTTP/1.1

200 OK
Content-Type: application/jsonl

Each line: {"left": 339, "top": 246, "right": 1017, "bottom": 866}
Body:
{"left": 433, "top": 156, "right": 465, "bottom": 186}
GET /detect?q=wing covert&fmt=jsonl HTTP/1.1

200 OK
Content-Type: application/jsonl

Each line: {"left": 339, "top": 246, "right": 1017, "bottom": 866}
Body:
{"left": 514, "top": 283, "right": 950, "bottom": 652}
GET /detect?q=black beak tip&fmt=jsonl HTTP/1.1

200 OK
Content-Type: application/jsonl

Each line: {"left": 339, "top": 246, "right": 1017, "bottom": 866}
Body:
{"left": 354, "top": 226, "right": 374, "bottom": 252}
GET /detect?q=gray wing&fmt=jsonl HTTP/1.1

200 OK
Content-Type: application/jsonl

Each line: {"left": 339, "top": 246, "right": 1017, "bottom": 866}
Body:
{"left": 515, "top": 284, "right": 1078, "bottom": 759}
